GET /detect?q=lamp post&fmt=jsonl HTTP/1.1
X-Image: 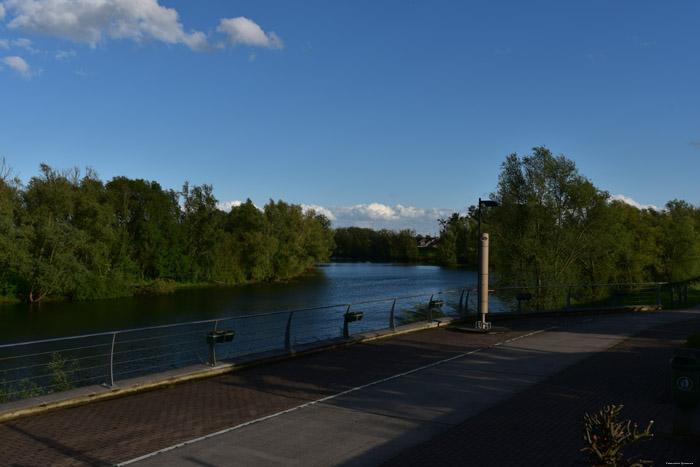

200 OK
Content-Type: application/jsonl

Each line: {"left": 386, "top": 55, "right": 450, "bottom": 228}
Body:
{"left": 477, "top": 198, "right": 499, "bottom": 328}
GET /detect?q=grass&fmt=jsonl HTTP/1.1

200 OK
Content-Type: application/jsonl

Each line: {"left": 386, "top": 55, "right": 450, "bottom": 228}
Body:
{"left": 659, "top": 281, "right": 700, "bottom": 309}
{"left": 682, "top": 333, "right": 700, "bottom": 349}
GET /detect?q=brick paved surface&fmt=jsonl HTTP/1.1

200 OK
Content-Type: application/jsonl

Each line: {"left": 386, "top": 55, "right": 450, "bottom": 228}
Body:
{"left": 1, "top": 313, "right": 699, "bottom": 466}
{"left": 381, "top": 318, "right": 700, "bottom": 467}
{"left": 0, "top": 316, "right": 569, "bottom": 467}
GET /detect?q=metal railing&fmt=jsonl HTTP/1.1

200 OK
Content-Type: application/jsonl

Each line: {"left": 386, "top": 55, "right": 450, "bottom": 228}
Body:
{"left": 0, "top": 281, "right": 669, "bottom": 403}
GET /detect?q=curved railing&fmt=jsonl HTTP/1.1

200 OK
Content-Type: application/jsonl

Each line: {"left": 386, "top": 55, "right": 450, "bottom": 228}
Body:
{"left": 0, "top": 281, "right": 673, "bottom": 403}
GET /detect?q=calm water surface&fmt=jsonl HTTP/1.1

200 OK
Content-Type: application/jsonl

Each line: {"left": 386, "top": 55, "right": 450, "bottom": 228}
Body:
{"left": 0, "top": 263, "right": 477, "bottom": 344}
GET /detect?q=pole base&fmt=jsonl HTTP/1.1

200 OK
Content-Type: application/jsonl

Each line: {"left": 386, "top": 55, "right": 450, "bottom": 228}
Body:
{"left": 475, "top": 321, "right": 491, "bottom": 330}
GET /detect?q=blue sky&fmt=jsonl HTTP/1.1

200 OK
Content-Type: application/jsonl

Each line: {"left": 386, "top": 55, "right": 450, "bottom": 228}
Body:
{"left": 1, "top": 0, "right": 699, "bottom": 234}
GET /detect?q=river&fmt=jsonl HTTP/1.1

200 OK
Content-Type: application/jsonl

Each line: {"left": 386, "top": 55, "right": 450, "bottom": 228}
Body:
{"left": 0, "top": 262, "right": 478, "bottom": 344}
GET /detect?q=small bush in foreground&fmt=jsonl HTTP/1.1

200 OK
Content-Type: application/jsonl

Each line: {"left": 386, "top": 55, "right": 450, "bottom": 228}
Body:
{"left": 581, "top": 405, "right": 653, "bottom": 466}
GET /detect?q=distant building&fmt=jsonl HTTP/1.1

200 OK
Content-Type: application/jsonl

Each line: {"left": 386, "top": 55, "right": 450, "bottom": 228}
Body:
{"left": 418, "top": 237, "right": 439, "bottom": 248}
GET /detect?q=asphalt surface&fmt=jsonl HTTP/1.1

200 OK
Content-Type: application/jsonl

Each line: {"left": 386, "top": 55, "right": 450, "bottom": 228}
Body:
{"left": 1, "top": 310, "right": 700, "bottom": 466}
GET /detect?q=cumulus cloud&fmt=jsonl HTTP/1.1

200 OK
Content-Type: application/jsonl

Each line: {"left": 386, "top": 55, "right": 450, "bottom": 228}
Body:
{"left": 217, "top": 200, "right": 244, "bottom": 212}
{"left": 215, "top": 200, "right": 458, "bottom": 234}
{"left": 2, "top": 55, "right": 39, "bottom": 78}
{"left": 301, "top": 204, "right": 337, "bottom": 221}
{"left": 610, "top": 194, "right": 660, "bottom": 211}
{"left": 316, "top": 203, "right": 457, "bottom": 234}
{"left": 3, "top": 0, "right": 211, "bottom": 51}
{"left": 0, "top": 3, "right": 5, "bottom": 20}
{"left": 217, "top": 17, "right": 283, "bottom": 49}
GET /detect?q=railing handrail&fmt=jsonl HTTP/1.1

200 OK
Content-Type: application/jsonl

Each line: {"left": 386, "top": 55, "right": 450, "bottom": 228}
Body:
{"left": 492, "top": 282, "right": 667, "bottom": 291}
{"left": 0, "top": 287, "right": 469, "bottom": 349}
{"left": 0, "top": 281, "right": 670, "bottom": 350}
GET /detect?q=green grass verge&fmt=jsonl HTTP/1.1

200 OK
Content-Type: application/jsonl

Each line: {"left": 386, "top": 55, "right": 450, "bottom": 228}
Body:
{"left": 682, "top": 333, "right": 700, "bottom": 349}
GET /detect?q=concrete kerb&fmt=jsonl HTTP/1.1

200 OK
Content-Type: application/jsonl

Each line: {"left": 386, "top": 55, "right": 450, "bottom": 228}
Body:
{"left": 0, "top": 317, "right": 459, "bottom": 423}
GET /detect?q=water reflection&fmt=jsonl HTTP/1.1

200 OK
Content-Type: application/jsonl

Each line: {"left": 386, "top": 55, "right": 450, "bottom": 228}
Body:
{"left": 0, "top": 263, "right": 477, "bottom": 344}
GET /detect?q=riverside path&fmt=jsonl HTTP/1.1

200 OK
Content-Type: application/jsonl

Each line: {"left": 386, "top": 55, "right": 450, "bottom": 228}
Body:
{"left": 1, "top": 309, "right": 700, "bottom": 466}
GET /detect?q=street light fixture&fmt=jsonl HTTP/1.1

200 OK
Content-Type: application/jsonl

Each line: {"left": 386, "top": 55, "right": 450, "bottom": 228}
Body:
{"left": 477, "top": 198, "right": 499, "bottom": 329}
{"left": 478, "top": 198, "right": 499, "bottom": 237}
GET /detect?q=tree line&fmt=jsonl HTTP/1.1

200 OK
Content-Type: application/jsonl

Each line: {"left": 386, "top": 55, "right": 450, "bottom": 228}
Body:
{"left": 333, "top": 147, "right": 700, "bottom": 293}
{"left": 440, "top": 147, "right": 700, "bottom": 289}
{"left": 3, "top": 148, "right": 698, "bottom": 304}
{"left": 0, "top": 161, "right": 335, "bottom": 303}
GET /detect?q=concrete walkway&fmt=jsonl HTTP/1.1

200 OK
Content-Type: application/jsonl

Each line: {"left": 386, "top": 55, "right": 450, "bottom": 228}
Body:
{"left": 1, "top": 309, "right": 699, "bottom": 466}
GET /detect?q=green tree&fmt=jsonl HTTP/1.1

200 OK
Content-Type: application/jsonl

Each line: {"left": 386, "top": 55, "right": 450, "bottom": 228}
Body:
{"left": 0, "top": 159, "right": 24, "bottom": 301}
{"left": 181, "top": 182, "right": 225, "bottom": 281}
{"left": 489, "top": 147, "right": 612, "bottom": 306}
{"left": 16, "top": 165, "right": 88, "bottom": 302}
{"left": 657, "top": 199, "right": 700, "bottom": 282}
{"left": 105, "top": 177, "right": 185, "bottom": 281}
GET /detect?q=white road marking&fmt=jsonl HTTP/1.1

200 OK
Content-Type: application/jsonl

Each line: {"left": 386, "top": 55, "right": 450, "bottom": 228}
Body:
{"left": 116, "top": 324, "right": 561, "bottom": 466}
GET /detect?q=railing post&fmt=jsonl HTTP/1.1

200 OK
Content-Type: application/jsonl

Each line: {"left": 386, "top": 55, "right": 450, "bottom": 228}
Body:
{"left": 104, "top": 332, "right": 116, "bottom": 388}
{"left": 458, "top": 290, "right": 465, "bottom": 317}
{"left": 343, "top": 305, "right": 351, "bottom": 338}
{"left": 285, "top": 311, "right": 294, "bottom": 351}
{"left": 208, "top": 320, "right": 219, "bottom": 366}
{"left": 566, "top": 287, "right": 572, "bottom": 310}
{"left": 427, "top": 294, "right": 434, "bottom": 322}
{"left": 679, "top": 286, "right": 684, "bottom": 306}
{"left": 656, "top": 284, "right": 661, "bottom": 306}
{"left": 389, "top": 299, "right": 397, "bottom": 331}
{"left": 670, "top": 286, "right": 675, "bottom": 308}
{"left": 684, "top": 285, "right": 689, "bottom": 304}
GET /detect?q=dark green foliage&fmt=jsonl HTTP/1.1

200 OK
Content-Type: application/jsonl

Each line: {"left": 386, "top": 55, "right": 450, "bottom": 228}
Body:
{"left": 134, "top": 278, "right": 177, "bottom": 296}
{"left": 682, "top": 332, "right": 700, "bottom": 349}
{"left": 333, "top": 227, "right": 419, "bottom": 262}
{"left": 479, "top": 147, "right": 700, "bottom": 307}
{"left": 581, "top": 405, "right": 653, "bottom": 466}
{"left": 0, "top": 161, "right": 334, "bottom": 303}
{"left": 47, "top": 352, "right": 78, "bottom": 393}
{"left": 437, "top": 213, "right": 476, "bottom": 266}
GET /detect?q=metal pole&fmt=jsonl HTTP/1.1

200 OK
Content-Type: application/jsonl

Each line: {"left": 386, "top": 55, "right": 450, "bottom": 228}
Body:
{"left": 343, "top": 305, "right": 351, "bottom": 338}
{"left": 104, "top": 332, "right": 116, "bottom": 388}
{"left": 479, "top": 233, "right": 489, "bottom": 326}
{"left": 389, "top": 299, "right": 397, "bottom": 331}
{"left": 285, "top": 311, "right": 294, "bottom": 351}
{"left": 477, "top": 199, "right": 482, "bottom": 317}
{"left": 208, "top": 320, "right": 219, "bottom": 366}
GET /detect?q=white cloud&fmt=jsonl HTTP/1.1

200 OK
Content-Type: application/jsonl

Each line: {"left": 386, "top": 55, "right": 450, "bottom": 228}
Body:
{"left": 55, "top": 49, "right": 77, "bottom": 61}
{"left": 12, "top": 38, "right": 39, "bottom": 53}
{"left": 217, "top": 200, "right": 243, "bottom": 212}
{"left": 610, "top": 194, "right": 660, "bottom": 211}
{"left": 216, "top": 17, "right": 283, "bottom": 49}
{"left": 301, "top": 204, "right": 336, "bottom": 221}
{"left": 215, "top": 200, "right": 458, "bottom": 234}
{"left": 0, "top": 3, "right": 5, "bottom": 21}
{"left": 0, "top": 39, "right": 8, "bottom": 50}
{"left": 3, "top": 0, "right": 211, "bottom": 51}
{"left": 2, "top": 55, "right": 39, "bottom": 78}
{"left": 321, "top": 203, "right": 458, "bottom": 234}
